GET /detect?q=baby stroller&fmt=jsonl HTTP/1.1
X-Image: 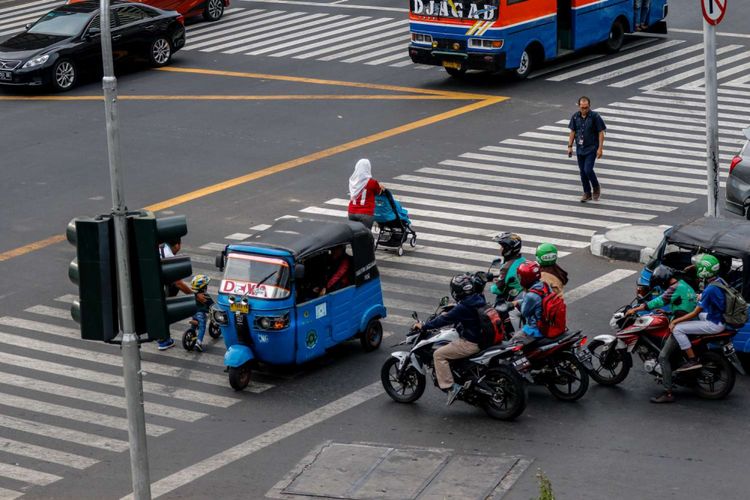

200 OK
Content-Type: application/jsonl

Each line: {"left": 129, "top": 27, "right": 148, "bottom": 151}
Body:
{"left": 373, "top": 189, "right": 417, "bottom": 256}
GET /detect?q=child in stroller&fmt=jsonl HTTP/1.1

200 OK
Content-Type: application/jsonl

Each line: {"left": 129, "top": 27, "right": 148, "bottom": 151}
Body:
{"left": 373, "top": 189, "right": 417, "bottom": 256}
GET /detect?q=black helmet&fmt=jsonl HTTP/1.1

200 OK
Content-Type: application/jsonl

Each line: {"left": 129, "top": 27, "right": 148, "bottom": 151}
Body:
{"left": 493, "top": 232, "right": 522, "bottom": 259}
{"left": 450, "top": 273, "right": 476, "bottom": 301}
{"left": 650, "top": 265, "right": 674, "bottom": 290}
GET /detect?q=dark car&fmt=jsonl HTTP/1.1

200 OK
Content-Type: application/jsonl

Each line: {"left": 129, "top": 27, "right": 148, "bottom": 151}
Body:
{"left": 0, "top": 1, "right": 185, "bottom": 91}
{"left": 725, "top": 127, "right": 750, "bottom": 218}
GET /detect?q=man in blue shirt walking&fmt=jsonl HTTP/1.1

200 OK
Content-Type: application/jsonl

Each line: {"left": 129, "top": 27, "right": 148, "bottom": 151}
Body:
{"left": 568, "top": 96, "right": 607, "bottom": 203}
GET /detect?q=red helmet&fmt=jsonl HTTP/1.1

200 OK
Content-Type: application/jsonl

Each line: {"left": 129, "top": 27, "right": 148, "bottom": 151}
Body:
{"left": 517, "top": 261, "right": 541, "bottom": 289}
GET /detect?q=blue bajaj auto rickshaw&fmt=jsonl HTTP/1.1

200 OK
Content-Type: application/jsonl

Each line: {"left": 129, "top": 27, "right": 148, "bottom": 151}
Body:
{"left": 637, "top": 217, "right": 750, "bottom": 353}
{"left": 212, "top": 218, "right": 387, "bottom": 390}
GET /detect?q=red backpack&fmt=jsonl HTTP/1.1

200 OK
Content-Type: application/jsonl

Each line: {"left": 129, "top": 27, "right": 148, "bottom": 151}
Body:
{"left": 476, "top": 303, "right": 505, "bottom": 349}
{"left": 529, "top": 283, "right": 567, "bottom": 338}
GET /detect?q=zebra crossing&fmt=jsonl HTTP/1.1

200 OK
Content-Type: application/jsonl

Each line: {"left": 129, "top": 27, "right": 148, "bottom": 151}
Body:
{"left": 0, "top": 283, "right": 279, "bottom": 496}
{"left": 546, "top": 37, "right": 750, "bottom": 91}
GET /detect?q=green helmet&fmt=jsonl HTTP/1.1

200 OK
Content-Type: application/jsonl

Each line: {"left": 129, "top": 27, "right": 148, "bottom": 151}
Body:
{"left": 535, "top": 243, "right": 558, "bottom": 267}
{"left": 695, "top": 254, "right": 720, "bottom": 279}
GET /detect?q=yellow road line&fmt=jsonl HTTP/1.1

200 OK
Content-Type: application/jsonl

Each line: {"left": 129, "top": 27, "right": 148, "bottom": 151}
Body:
{"left": 0, "top": 94, "right": 480, "bottom": 101}
{"left": 155, "top": 66, "right": 496, "bottom": 100}
{"left": 145, "top": 96, "right": 506, "bottom": 212}
{"left": 0, "top": 73, "right": 509, "bottom": 261}
{"left": 0, "top": 235, "right": 67, "bottom": 262}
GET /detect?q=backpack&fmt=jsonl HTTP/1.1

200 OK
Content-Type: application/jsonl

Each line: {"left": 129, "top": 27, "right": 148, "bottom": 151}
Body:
{"left": 713, "top": 282, "right": 748, "bottom": 328}
{"left": 476, "top": 303, "right": 505, "bottom": 349}
{"left": 529, "top": 283, "right": 567, "bottom": 338}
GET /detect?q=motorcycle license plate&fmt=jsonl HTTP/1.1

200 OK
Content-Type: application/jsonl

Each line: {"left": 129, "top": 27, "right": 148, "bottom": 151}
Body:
{"left": 230, "top": 303, "right": 249, "bottom": 314}
{"left": 442, "top": 60, "right": 462, "bottom": 70}
{"left": 723, "top": 343, "right": 736, "bottom": 356}
{"left": 576, "top": 348, "right": 592, "bottom": 362}
{"left": 513, "top": 356, "right": 529, "bottom": 368}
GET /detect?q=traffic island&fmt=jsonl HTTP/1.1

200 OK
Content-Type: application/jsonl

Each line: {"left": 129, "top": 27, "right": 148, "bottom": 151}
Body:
{"left": 590, "top": 224, "right": 670, "bottom": 264}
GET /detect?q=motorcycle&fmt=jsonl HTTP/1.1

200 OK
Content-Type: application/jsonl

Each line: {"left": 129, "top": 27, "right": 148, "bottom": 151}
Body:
{"left": 380, "top": 298, "right": 528, "bottom": 421}
{"left": 510, "top": 331, "right": 592, "bottom": 401}
{"left": 585, "top": 305, "right": 746, "bottom": 399}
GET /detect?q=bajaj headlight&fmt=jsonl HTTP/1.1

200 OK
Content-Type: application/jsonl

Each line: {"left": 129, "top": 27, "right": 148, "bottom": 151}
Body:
{"left": 22, "top": 54, "right": 49, "bottom": 69}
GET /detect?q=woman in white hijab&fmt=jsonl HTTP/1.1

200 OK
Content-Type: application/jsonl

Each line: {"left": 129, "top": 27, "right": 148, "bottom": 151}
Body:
{"left": 347, "top": 158, "right": 383, "bottom": 230}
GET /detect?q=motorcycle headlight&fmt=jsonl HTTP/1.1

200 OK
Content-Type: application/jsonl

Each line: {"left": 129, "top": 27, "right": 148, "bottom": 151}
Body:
{"left": 22, "top": 54, "right": 49, "bottom": 69}
{"left": 210, "top": 306, "right": 228, "bottom": 325}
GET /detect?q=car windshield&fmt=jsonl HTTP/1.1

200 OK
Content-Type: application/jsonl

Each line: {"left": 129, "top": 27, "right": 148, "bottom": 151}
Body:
{"left": 220, "top": 254, "right": 291, "bottom": 299}
{"left": 27, "top": 11, "right": 91, "bottom": 36}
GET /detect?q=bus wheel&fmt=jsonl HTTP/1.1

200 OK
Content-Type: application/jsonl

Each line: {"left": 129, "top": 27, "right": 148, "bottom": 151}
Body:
{"left": 445, "top": 66, "right": 467, "bottom": 78}
{"left": 513, "top": 49, "right": 533, "bottom": 80}
{"left": 604, "top": 20, "right": 625, "bottom": 53}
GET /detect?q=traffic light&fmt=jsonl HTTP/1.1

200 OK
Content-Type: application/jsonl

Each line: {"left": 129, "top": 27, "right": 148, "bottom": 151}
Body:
{"left": 129, "top": 211, "right": 197, "bottom": 341}
{"left": 66, "top": 216, "right": 119, "bottom": 342}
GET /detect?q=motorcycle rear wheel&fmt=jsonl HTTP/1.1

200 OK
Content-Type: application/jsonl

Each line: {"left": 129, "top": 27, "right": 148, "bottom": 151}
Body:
{"left": 587, "top": 340, "right": 631, "bottom": 386}
{"left": 692, "top": 351, "right": 736, "bottom": 400}
{"left": 381, "top": 357, "right": 426, "bottom": 403}
{"left": 546, "top": 352, "right": 589, "bottom": 401}
{"left": 483, "top": 366, "right": 527, "bottom": 421}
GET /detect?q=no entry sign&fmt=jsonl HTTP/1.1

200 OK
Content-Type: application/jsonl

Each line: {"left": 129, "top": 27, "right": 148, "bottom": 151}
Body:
{"left": 702, "top": 0, "right": 727, "bottom": 25}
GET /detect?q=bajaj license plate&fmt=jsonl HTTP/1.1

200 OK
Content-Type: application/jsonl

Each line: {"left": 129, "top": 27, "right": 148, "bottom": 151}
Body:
{"left": 442, "top": 60, "right": 462, "bottom": 70}
{"left": 0, "top": 71, "right": 11, "bottom": 81}
{"left": 230, "top": 303, "right": 249, "bottom": 314}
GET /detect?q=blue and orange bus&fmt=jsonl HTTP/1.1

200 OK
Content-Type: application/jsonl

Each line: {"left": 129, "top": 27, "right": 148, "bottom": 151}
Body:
{"left": 408, "top": 0, "right": 668, "bottom": 78}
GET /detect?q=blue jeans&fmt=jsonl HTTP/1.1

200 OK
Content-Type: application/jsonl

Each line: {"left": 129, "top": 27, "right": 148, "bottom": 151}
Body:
{"left": 195, "top": 311, "right": 208, "bottom": 343}
{"left": 577, "top": 152, "right": 599, "bottom": 194}
{"left": 635, "top": 0, "right": 650, "bottom": 26}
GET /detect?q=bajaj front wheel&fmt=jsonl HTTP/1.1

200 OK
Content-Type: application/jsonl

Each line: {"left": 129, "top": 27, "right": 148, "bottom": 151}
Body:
{"left": 381, "top": 357, "right": 426, "bottom": 403}
{"left": 228, "top": 364, "right": 252, "bottom": 391}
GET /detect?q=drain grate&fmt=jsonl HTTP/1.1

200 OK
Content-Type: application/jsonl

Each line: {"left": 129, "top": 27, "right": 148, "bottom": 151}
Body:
{"left": 268, "top": 442, "right": 532, "bottom": 500}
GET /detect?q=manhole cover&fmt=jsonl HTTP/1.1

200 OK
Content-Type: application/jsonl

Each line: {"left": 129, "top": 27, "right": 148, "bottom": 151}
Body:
{"left": 268, "top": 442, "right": 532, "bottom": 500}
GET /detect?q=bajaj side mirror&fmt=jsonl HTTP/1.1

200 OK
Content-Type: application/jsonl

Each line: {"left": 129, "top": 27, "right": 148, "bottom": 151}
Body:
{"left": 215, "top": 253, "right": 225, "bottom": 271}
{"left": 294, "top": 264, "right": 305, "bottom": 280}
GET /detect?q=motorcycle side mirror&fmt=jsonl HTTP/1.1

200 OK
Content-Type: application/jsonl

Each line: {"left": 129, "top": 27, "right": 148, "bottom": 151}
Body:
{"left": 488, "top": 258, "right": 502, "bottom": 273}
{"left": 215, "top": 253, "right": 225, "bottom": 271}
{"left": 411, "top": 311, "right": 419, "bottom": 321}
{"left": 294, "top": 264, "right": 305, "bottom": 280}
{"left": 439, "top": 296, "right": 450, "bottom": 307}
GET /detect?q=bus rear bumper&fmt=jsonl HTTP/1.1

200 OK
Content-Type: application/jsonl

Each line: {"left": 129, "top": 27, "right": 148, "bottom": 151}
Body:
{"left": 409, "top": 46, "right": 506, "bottom": 72}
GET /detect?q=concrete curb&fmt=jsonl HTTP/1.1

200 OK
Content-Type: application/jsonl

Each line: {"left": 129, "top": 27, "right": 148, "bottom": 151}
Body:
{"left": 590, "top": 224, "right": 671, "bottom": 264}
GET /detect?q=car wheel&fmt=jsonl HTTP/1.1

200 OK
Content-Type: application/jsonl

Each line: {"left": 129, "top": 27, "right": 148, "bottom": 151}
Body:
{"left": 203, "top": 0, "right": 225, "bottom": 21}
{"left": 51, "top": 59, "right": 76, "bottom": 92}
{"left": 149, "top": 37, "right": 172, "bottom": 67}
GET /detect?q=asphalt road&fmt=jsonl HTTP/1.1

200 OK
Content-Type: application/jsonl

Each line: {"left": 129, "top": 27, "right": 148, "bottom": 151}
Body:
{"left": 1, "top": 0, "right": 749, "bottom": 498}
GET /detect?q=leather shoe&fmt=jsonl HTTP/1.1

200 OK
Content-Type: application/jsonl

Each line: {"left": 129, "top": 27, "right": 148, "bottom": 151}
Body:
{"left": 593, "top": 187, "right": 601, "bottom": 201}
{"left": 580, "top": 192, "right": 592, "bottom": 203}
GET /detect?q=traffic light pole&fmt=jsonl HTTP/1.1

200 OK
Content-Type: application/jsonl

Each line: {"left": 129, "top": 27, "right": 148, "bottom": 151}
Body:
{"left": 99, "top": 1, "right": 152, "bottom": 498}
{"left": 704, "top": 14, "right": 720, "bottom": 217}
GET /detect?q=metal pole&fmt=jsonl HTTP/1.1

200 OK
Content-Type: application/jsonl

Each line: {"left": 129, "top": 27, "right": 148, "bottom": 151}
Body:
{"left": 704, "top": 16, "right": 720, "bottom": 217}
{"left": 99, "top": 0, "right": 152, "bottom": 498}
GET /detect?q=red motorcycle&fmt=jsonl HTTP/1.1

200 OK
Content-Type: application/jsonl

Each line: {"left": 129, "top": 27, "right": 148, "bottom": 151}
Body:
{"left": 584, "top": 306, "right": 745, "bottom": 399}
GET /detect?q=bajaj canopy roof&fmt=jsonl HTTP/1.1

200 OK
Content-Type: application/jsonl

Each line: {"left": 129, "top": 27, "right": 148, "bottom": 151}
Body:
{"left": 664, "top": 217, "right": 750, "bottom": 259}
{"left": 246, "top": 218, "right": 375, "bottom": 261}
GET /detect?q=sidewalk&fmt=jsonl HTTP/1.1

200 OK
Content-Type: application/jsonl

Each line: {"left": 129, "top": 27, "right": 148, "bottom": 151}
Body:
{"left": 590, "top": 224, "right": 670, "bottom": 263}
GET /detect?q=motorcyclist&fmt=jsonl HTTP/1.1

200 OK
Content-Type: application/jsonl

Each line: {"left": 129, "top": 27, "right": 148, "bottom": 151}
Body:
{"left": 509, "top": 261, "right": 547, "bottom": 342}
{"left": 490, "top": 232, "right": 526, "bottom": 331}
{"left": 651, "top": 255, "right": 727, "bottom": 403}
{"left": 536, "top": 243, "right": 569, "bottom": 297}
{"left": 626, "top": 265, "right": 697, "bottom": 319}
{"left": 414, "top": 274, "right": 485, "bottom": 406}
